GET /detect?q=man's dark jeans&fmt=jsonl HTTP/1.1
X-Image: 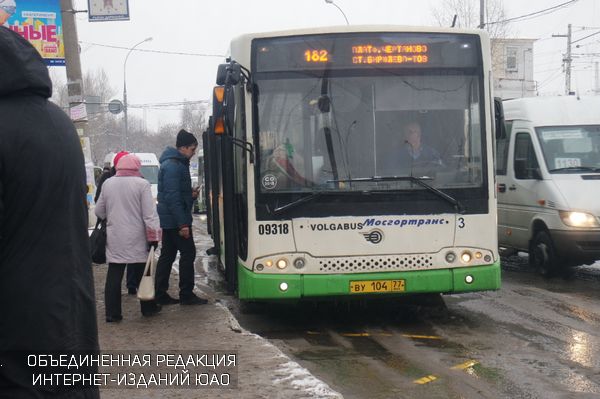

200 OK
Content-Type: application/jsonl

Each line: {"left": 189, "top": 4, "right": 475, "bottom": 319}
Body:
{"left": 155, "top": 228, "right": 196, "bottom": 299}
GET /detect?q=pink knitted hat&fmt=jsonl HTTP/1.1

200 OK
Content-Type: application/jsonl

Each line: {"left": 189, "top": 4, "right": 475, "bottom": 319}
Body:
{"left": 115, "top": 154, "right": 142, "bottom": 177}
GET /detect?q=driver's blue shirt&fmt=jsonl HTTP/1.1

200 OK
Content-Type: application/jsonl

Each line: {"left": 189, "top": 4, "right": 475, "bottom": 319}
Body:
{"left": 405, "top": 144, "right": 442, "bottom": 164}
{"left": 378, "top": 143, "right": 443, "bottom": 175}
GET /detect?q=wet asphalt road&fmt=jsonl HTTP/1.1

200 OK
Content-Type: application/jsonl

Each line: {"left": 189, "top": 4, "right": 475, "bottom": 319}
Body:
{"left": 194, "top": 220, "right": 600, "bottom": 399}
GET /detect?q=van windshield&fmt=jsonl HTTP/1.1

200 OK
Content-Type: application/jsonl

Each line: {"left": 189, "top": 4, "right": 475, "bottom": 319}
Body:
{"left": 536, "top": 125, "right": 600, "bottom": 173}
{"left": 140, "top": 166, "right": 159, "bottom": 184}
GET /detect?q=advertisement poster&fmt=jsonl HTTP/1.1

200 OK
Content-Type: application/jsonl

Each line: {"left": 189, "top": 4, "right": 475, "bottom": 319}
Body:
{"left": 87, "top": 0, "right": 129, "bottom": 22}
{"left": 1, "top": 0, "right": 65, "bottom": 66}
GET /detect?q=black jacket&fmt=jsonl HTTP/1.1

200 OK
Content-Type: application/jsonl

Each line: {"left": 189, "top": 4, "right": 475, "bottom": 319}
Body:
{"left": 94, "top": 167, "right": 115, "bottom": 203}
{"left": 0, "top": 28, "right": 99, "bottom": 398}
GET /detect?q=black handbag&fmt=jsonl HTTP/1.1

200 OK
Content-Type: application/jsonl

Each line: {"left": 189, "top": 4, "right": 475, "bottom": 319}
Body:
{"left": 90, "top": 219, "right": 107, "bottom": 264}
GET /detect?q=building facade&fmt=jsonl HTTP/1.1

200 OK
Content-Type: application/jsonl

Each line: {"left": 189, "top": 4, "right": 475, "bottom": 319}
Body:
{"left": 491, "top": 38, "right": 536, "bottom": 99}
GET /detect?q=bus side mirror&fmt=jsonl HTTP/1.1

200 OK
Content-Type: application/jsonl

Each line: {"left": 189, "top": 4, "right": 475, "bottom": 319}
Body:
{"left": 216, "top": 64, "right": 228, "bottom": 85}
{"left": 217, "top": 62, "right": 242, "bottom": 86}
{"left": 494, "top": 97, "right": 507, "bottom": 140}
{"left": 226, "top": 63, "right": 242, "bottom": 85}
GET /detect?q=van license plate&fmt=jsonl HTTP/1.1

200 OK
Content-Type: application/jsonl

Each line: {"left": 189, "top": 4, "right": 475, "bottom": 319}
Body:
{"left": 349, "top": 279, "right": 405, "bottom": 294}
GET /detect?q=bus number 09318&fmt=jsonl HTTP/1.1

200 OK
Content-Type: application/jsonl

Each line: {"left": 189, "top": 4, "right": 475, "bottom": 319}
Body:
{"left": 258, "top": 223, "right": 289, "bottom": 235}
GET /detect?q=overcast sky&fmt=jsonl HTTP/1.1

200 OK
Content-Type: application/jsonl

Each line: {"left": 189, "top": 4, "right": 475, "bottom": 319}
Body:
{"left": 53, "top": 0, "right": 600, "bottom": 130}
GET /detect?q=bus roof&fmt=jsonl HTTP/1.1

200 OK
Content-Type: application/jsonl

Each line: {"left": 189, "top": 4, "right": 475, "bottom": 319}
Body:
{"left": 231, "top": 25, "right": 487, "bottom": 42}
{"left": 503, "top": 96, "right": 600, "bottom": 127}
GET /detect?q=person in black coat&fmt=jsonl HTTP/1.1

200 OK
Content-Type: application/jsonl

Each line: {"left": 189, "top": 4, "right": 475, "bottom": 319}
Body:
{"left": 0, "top": 27, "right": 100, "bottom": 398}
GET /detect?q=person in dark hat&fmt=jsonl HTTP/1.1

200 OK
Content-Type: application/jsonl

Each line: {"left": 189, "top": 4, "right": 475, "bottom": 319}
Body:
{"left": 154, "top": 129, "right": 207, "bottom": 305}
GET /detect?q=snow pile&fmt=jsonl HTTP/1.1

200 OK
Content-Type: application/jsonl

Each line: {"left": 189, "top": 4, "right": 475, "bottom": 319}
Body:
{"left": 273, "top": 361, "right": 343, "bottom": 398}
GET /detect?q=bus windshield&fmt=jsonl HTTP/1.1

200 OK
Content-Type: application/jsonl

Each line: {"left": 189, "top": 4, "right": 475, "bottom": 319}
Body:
{"left": 536, "top": 125, "right": 600, "bottom": 173}
{"left": 254, "top": 33, "right": 485, "bottom": 194}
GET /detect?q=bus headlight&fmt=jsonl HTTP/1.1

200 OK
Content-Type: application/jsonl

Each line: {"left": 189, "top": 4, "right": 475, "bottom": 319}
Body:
{"left": 559, "top": 211, "right": 600, "bottom": 228}
{"left": 445, "top": 252, "right": 456, "bottom": 263}
{"left": 461, "top": 252, "right": 472, "bottom": 263}
{"left": 279, "top": 282, "right": 289, "bottom": 291}
{"left": 276, "top": 259, "right": 288, "bottom": 269}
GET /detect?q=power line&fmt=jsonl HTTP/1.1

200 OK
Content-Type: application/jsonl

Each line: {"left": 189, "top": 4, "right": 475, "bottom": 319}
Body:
{"left": 129, "top": 100, "right": 209, "bottom": 109}
{"left": 487, "top": 0, "right": 579, "bottom": 26}
{"left": 79, "top": 41, "right": 225, "bottom": 58}
{"left": 537, "top": 69, "right": 564, "bottom": 88}
{"left": 572, "top": 30, "right": 600, "bottom": 44}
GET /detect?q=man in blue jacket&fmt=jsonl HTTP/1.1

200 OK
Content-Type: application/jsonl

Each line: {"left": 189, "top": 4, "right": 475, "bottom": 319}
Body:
{"left": 155, "top": 130, "right": 207, "bottom": 305}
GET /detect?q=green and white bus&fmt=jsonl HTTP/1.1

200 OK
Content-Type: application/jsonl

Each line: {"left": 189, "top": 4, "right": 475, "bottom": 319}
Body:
{"left": 204, "top": 26, "right": 503, "bottom": 300}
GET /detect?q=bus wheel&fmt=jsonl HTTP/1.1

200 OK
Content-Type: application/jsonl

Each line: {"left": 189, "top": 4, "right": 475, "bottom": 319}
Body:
{"left": 530, "top": 231, "right": 558, "bottom": 277}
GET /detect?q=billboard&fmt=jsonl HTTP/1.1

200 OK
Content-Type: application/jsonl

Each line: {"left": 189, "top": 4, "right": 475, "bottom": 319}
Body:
{"left": 1, "top": 0, "right": 64, "bottom": 66}
{"left": 87, "top": 0, "right": 130, "bottom": 22}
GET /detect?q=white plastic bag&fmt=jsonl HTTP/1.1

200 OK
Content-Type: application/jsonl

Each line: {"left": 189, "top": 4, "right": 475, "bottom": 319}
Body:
{"left": 137, "top": 247, "right": 156, "bottom": 301}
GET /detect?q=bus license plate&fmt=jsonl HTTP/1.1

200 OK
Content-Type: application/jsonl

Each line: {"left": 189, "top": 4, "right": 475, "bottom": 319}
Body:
{"left": 349, "top": 279, "right": 405, "bottom": 294}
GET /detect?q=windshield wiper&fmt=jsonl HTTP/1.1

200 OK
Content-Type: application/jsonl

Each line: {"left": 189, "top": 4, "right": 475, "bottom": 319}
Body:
{"left": 268, "top": 191, "right": 334, "bottom": 216}
{"left": 330, "top": 175, "right": 465, "bottom": 213}
{"left": 548, "top": 166, "right": 600, "bottom": 173}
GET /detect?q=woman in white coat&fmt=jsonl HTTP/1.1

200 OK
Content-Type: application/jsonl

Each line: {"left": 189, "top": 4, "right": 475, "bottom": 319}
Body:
{"left": 95, "top": 154, "right": 162, "bottom": 322}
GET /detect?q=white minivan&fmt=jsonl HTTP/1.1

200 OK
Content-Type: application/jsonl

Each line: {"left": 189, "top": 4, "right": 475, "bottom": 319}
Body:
{"left": 133, "top": 153, "right": 160, "bottom": 202}
{"left": 497, "top": 96, "right": 600, "bottom": 276}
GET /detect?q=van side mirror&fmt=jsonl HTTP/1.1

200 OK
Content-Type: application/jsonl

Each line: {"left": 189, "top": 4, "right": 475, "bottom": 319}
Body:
{"left": 494, "top": 97, "right": 507, "bottom": 140}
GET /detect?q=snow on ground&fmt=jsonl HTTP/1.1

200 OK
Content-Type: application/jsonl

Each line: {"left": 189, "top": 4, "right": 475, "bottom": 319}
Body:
{"left": 215, "top": 302, "right": 343, "bottom": 399}
{"left": 272, "top": 361, "right": 344, "bottom": 399}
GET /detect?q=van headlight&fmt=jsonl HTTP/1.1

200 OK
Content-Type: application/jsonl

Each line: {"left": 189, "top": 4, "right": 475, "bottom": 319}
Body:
{"left": 559, "top": 211, "right": 600, "bottom": 228}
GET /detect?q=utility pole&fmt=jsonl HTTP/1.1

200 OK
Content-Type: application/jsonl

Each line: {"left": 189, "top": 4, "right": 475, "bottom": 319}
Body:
{"left": 60, "top": 0, "right": 87, "bottom": 134}
{"left": 61, "top": 0, "right": 97, "bottom": 225}
{"left": 553, "top": 24, "right": 573, "bottom": 95}
{"left": 479, "top": 0, "right": 485, "bottom": 29}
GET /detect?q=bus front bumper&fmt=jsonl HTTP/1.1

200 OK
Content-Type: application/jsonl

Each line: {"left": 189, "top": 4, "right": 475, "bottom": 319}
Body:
{"left": 237, "top": 262, "right": 501, "bottom": 300}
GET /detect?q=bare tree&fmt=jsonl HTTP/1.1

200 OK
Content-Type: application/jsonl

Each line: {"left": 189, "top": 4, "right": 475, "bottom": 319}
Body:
{"left": 180, "top": 100, "right": 208, "bottom": 137}
{"left": 50, "top": 68, "right": 123, "bottom": 164}
{"left": 432, "top": 0, "right": 480, "bottom": 29}
{"left": 431, "top": 0, "right": 510, "bottom": 68}
{"left": 49, "top": 69, "right": 68, "bottom": 109}
{"left": 48, "top": 69, "right": 208, "bottom": 162}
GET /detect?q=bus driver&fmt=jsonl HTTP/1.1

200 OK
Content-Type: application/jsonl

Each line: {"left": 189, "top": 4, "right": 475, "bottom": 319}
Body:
{"left": 398, "top": 121, "right": 443, "bottom": 170}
